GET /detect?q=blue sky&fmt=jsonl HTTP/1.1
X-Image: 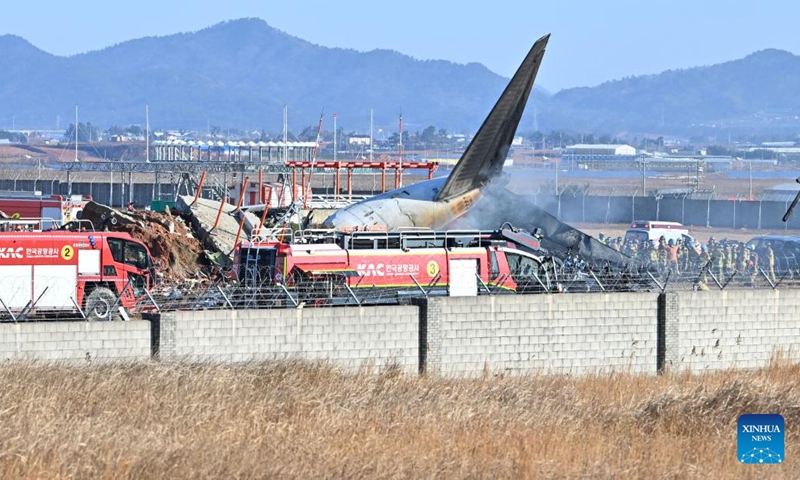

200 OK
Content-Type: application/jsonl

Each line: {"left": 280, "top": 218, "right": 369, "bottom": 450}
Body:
{"left": 1, "top": 1, "right": 797, "bottom": 91}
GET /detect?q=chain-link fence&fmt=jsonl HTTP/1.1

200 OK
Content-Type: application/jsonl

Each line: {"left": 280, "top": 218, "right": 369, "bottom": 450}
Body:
{"left": 2, "top": 246, "right": 798, "bottom": 323}
{"left": 126, "top": 254, "right": 800, "bottom": 316}
{"left": 523, "top": 186, "right": 800, "bottom": 231}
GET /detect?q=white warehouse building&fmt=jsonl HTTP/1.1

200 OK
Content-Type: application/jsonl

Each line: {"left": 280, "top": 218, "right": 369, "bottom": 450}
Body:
{"left": 562, "top": 144, "right": 638, "bottom": 165}
{"left": 565, "top": 144, "right": 637, "bottom": 156}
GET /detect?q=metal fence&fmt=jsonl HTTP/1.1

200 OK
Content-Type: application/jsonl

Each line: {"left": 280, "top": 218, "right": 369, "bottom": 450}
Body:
{"left": 526, "top": 189, "right": 800, "bottom": 231}
{"left": 128, "top": 259, "right": 800, "bottom": 315}
{"left": 1, "top": 254, "right": 797, "bottom": 323}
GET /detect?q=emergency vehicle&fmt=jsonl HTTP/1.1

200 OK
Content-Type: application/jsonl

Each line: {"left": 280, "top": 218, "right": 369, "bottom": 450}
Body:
{"left": 624, "top": 220, "right": 691, "bottom": 245}
{"left": 0, "top": 230, "right": 155, "bottom": 320}
{"left": 233, "top": 225, "right": 560, "bottom": 304}
{"left": 0, "top": 193, "right": 91, "bottom": 229}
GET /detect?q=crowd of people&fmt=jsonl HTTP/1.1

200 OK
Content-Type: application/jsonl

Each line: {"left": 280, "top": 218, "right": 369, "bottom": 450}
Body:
{"left": 596, "top": 233, "right": 778, "bottom": 287}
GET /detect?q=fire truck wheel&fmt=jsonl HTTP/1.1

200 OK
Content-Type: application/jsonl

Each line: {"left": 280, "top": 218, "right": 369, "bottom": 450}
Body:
{"left": 85, "top": 287, "right": 121, "bottom": 321}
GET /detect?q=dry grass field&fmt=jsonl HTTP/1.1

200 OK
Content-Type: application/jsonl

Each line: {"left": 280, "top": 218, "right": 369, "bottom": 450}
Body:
{"left": 0, "top": 360, "right": 798, "bottom": 479}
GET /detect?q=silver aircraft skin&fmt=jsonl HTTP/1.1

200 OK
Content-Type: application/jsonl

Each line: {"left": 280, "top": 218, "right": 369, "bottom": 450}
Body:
{"left": 322, "top": 34, "right": 550, "bottom": 231}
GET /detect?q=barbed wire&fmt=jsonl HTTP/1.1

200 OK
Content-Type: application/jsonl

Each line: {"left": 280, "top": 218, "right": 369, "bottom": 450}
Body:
{"left": 1, "top": 257, "right": 797, "bottom": 323}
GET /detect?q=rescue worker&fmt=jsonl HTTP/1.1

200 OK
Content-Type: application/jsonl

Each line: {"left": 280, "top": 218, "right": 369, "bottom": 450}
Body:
{"left": 648, "top": 240, "right": 659, "bottom": 270}
{"left": 627, "top": 240, "right": 638, "bottom": 258}
{"left": 665, "top": 239, "right": 680, "bottom": 275}
{"left": 712, "top": 244, "right": 725, "bottom": 281}
{"left": 683, "top": 240, "right": 692, "bottom": 271}
{"left": 724, "top": 243, "right": 735, "bottom": 279}
{"left": 637, "top": 240, "right": 649, "bottom": 264}
{"left": 699, "top": 244, "right": 711, "bottom": 272}
{"left": 765, "top": 242, "right": 776, "bottom": 283}
{"left": 693, "top": 244, "right": 711, "bottom": 290}
{"left": 748, "top": 244, "right": 760, "bottom": 282}
{"left": 657, "top": 236, "right": 667, "bottom": 270}
{"left": 737, "top": 243, "right": 750, "bottom": 284}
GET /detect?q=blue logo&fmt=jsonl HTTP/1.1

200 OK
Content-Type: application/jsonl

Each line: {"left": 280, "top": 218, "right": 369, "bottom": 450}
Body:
{"left": 738, "top": 414, "right": 784, "bottom": 464}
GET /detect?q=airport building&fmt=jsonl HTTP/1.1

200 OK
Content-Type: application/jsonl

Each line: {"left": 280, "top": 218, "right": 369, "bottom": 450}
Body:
{"left": 562, "top": 144, "right": 638, "bottom": 168}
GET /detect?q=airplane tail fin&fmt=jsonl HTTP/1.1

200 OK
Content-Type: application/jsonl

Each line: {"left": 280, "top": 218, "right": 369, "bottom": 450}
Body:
{"left": 435, "top": 34, "right": 550, "bottom": 201}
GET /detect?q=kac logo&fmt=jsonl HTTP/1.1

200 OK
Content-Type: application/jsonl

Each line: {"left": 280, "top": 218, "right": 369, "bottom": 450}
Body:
{"left": 738, "top": 414, "right": 784, "bottom": 464}
{"left": 356, "top": 263, "right": 385, "bottom": 277}
{"left": 0, "top": 247, "right": 23, "bottom": 259}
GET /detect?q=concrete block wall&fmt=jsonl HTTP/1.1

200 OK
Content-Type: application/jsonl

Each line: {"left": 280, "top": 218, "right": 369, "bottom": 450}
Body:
{"left": 0, "top": 321, "right": 152, "bottom": 362}
{"left": 163, "top": 306, "right": 419, "bottom": 373}
{"left": 665, "top": 290, "right": 800, "bottom": 371}
{"left": 425, "top": 293, "right": 659, "bottom": 376}
{"left": 4, "top": 289, "right": 800, "bottom": 375}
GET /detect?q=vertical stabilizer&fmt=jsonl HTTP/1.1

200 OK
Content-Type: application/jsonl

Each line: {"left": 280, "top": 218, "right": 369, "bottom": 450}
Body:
{"left": 435, "top": 34, "right": 550, "bottom": 201}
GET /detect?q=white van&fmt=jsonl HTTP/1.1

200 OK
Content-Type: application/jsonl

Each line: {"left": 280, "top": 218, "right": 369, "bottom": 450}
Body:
{"left": 624, "top": 220, "right": 690, "bottom": 244}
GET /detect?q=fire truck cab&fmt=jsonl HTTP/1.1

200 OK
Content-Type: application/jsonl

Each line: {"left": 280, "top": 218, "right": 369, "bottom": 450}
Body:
{"left": 0, "top": 230, "right": 155, "bottom": 320}
{"left": 234, "top": 226, "right": 558, "bottom": 304}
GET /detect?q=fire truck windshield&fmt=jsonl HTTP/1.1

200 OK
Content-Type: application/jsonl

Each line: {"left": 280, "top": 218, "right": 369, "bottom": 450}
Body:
{"left": 506, "top": 252, "right": 540, "bottom": 276}
{"left": 505, "top": 250, "right": 551, "bottom": 292}
{"left": 108, "top": 237, "right": 151, "bottom": 270}
{"left": 124, "top": 242, "right": 150, "bottom": 269}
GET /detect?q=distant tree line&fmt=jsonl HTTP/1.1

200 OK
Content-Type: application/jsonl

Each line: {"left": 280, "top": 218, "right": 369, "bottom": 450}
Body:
{"left": 0, "top": 130, "right": 27, "bottom": 143}
{"left": 63, "top": 123, "right": 100, "bottom": 143}
{"left": 106, "top": 125, "right": 145, "bottom": 138}
{"left": 707, "top": 145, "right": 778, "bottom": 159}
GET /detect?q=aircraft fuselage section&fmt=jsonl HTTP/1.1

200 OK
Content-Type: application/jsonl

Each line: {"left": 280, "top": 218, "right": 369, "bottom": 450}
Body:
{"left": 322, "top": 177, "right": 481, "bottom": 231}
{"left": 320, "top": 34, "right": 549, "bottom": 233}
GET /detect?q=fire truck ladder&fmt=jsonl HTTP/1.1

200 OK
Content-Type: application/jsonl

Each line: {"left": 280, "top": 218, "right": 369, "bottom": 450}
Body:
{"left": 240, "top": 247, "right": 262, "bottom": 307}
{"left": 239, "top": 245, "right": 287, "bottom": 308}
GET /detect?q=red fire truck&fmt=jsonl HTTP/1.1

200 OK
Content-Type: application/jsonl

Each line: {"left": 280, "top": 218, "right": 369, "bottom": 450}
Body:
{"left": 0, "top": 193, "right": 92, "bottom": 229}
{"left": 233, "top": 225, "right": 559, "bottom": 304}
{"left": 0, "top": 230, "right": 155, "bottom": 320}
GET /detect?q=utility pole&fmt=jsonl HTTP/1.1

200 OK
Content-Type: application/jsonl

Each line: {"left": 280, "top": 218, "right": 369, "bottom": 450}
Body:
{"left": 398, "top": 113, "right": 404, "bottom": 187}
{"left": 641, "top": 158, "right": 647, "bottom": 195}
{"left": 333, "top": 113, "right": 338, "bottom": 162}
{"left": 74, "top": 105, "right": 79, "bottom": 162}
{"left": 145, "top": 104, "right": 150, "bottom": 162}
{"left": 369, "top": 108, "right": 373, "bottom": 163}
{"left": 283, "top": 105, "right": 288, "bottom": 162}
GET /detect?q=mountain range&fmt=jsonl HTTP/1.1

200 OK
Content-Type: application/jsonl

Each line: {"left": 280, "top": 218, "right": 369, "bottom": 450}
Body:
{"left": 1, "top": 18, "right": 798, "bottom": 137}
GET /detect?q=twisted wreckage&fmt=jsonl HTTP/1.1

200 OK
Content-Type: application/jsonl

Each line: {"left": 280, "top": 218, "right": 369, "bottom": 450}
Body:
{"left": 322, "top": 33, "right": 637, "bottom": 273}
{"left": 0, "top": 34, "right": 650, "bottom": 319}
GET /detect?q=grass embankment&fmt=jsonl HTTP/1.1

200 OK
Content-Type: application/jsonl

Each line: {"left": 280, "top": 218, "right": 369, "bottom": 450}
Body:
{"left": 0, "top": 360, "right": 797, "bottom": 479}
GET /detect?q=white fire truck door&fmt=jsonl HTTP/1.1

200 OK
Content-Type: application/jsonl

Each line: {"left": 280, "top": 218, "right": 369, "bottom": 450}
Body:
{"left": 34, "top": 265, "right": 77, "bottom": 309}
{"left": 0, "top": 266, "right": 33, "bottom": 309}
{"left": 449, "top": 258, "right": 478, "bottom": 297}
{"left": 0, "top": 265, "right": 77, "bottom": 310}
{"left": 0, "top": 250, "right": 96, "bottom": 312}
